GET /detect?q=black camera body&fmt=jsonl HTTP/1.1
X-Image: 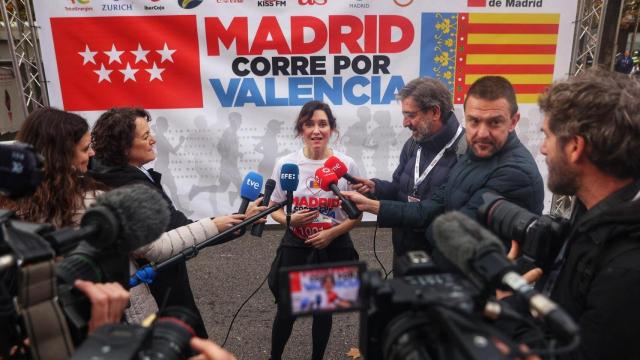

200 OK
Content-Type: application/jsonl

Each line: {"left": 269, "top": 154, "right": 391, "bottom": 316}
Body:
{"left": 478, "top": 193, "right": 571, "bottom": 273}
{"left": 280, "top": 252, "right": 515, "bottom": 360}
{"left": 0, "top": 211, "right": 131, "bottom": 350}
{"left": 71, "top": 306, "right": 198, "bottom": 360}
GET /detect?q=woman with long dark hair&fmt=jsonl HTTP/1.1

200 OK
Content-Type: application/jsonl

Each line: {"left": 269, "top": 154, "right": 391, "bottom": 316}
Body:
{"left": 0, "top": 107, "right": 99, "bottom": 227}
{"left": 268, "top": 100, "right": 361, "bottom": 360}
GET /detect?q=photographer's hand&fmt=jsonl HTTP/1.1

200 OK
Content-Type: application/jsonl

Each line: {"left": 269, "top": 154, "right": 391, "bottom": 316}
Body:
{"left": 74, "top": 280, "right": 130, "bottom": 333}
{"left": 189, "top": 337, "right": 237, "bottom": 360}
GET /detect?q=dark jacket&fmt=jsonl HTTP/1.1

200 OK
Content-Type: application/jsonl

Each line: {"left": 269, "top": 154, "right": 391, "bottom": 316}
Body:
{"left": 372, "top": 113, "right": 464, "bottom": 257}
{"left": 543, "top": 180, "right": 640, "bottom": 360}
{"left": 378, "top": 132, "right": 544, "bottom": 249}
{"left": 89, "top": 160, "right": 190, "bottom": 230}
{"left": 88, "top": 159, "right": 208, "bottom": 338}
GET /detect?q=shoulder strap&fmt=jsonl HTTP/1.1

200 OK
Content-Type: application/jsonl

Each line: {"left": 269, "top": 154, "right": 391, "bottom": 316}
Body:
{"left": 577, "top": 233, "right": 640, "bottom": 297}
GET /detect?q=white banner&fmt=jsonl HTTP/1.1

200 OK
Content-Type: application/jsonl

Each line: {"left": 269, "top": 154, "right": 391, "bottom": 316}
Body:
{"left": 33, "top": 0, "right": 577, "bottom": 218}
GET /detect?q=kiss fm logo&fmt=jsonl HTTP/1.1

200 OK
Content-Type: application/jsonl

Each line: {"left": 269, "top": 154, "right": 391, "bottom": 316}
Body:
{"left": 258, "top": 0, "right": 286, "bottom": 6}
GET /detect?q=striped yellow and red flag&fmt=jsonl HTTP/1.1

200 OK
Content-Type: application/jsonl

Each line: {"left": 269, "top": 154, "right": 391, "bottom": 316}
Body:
{"left": 420, "top": 12, "right": 559, "bottom": 104}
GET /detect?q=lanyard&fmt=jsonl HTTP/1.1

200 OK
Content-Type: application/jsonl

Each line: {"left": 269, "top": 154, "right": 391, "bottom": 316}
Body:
{"left": 413, "top": 125, "right": 463, "bottom": 194}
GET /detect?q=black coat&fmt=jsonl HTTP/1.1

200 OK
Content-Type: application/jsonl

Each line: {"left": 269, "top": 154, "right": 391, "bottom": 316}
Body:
{"left": 89, "top": 159, "right": 208, "bottom": 338}
{"left": 372, "top": 113, "right": 464, "bottom": 257}
{"left": 543, "top": 180, "right": 640, "bottom": 360}
{"left": 377, "top": 132, "right": 544, "bottom": 249}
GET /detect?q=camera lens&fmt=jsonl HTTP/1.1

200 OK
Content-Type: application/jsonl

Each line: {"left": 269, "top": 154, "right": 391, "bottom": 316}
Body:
{"left": 138, "top": 306, "right": 198, "bottom": 360}
{"left": 478, "top": 193, "right": 538, "bottom": 243}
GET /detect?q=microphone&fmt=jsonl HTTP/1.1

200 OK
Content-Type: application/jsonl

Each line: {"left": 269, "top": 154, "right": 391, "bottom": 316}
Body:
{"left": 314, "top": 167, "right": 362, "bottom": 220}
{"left": 237, "top": 171, "right": 264, "bottom": 214}
{"left": 324, "top": 156, "right": 358, "bottom": 184}
{"left": 48, "top": 184, "right": 170, "bottom": 253}
{"left": 55, "top": 184, "right": 171, "bottom": 289}
{"left": 433, "top": 211, "right": 578, "bottom": 341}
{"left": 250, "top": 179, "right": 276, "bottom": 237}
{"left": 280, "top": 163, "right": 299, "bottom": 218}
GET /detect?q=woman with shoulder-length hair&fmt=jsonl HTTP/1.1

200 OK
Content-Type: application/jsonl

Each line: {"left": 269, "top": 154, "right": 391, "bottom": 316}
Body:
{"left": 89, "top": 107, "right": 265, "bottom": 338}
{"left": 0, "top": 107, "right": 99, "bottom": 227}
{"left": 268, "top": 100, "right": 362, "bottom": 360}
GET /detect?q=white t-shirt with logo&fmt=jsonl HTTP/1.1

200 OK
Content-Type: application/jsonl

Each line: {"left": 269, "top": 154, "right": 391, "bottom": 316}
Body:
{"left": 271, "top": 149, "right": 361, "bottom": 240}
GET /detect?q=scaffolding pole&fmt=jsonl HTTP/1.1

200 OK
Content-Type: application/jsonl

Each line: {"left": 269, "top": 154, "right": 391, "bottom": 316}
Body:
{"left": 0, "top": 0, "right": 48, "bottom": 116}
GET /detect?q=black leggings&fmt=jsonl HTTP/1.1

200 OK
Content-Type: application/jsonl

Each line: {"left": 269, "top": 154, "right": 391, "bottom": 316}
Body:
{"left": 270, "top": 245, "right": 358, "bottom": 360}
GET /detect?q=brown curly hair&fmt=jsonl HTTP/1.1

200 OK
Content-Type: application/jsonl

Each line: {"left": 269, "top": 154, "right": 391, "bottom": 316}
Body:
{"left": 538, "top": 69, "right": 640, "bottom": 179}
{"left": 91, "top": 107, "right": 151, "bottom": 166}
{"left": 0, "top": 108, "right": 101, "bottom": 227}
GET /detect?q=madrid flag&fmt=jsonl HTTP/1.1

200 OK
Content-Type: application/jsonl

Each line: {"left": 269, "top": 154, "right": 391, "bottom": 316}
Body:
{"left": 50, "top": 15, "right": 202, "bottom": 111}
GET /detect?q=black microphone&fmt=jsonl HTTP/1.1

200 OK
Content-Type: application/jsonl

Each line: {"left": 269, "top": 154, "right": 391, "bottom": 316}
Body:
{"left": 250, "top": 179, "right": 276, "bottom": 237}
{"left": 433, "top": 211, "right": 578, "bottom": 341}
{"left": 315, "top": 167, "right": 362, "bottom": 220}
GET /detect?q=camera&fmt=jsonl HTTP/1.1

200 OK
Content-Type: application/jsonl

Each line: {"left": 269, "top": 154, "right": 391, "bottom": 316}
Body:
{"left": 477, "top": 192, "right": 570, "bottom": 273}
{"left": 71, "top": 306, "right": 198, "bottom": 360}
{"left": 0, "top": 142, "right": 44, "bottom": 199}
{"left": 0, "top": 209, "right": 133, "bottom": 351}
{"left": 280, "top": 252, "right": 520, "bottom": 360}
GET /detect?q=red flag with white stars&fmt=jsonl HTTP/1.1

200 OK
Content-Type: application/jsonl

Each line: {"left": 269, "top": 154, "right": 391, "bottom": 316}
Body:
{"left": 50, "top": 15, "right": 202, "bottom": 111}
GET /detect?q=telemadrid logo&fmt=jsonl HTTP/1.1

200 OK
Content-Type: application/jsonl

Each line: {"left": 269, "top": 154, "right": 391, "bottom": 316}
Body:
{"left": 178, "top": 0, "right": 204, "bottom": 8}
{"left": 393, "top": 0, "right": 413, "bottom": 6}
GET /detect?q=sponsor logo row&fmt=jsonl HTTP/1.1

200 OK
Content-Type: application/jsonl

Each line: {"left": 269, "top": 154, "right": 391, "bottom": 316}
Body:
{"left": 66, "top": 0, "right": 415, "bottom": 12}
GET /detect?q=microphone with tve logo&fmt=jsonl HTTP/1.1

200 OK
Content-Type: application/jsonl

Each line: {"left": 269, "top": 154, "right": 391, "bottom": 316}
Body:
{"left": 237, "top": 171, "right": 263, "bottom": 215}
{"left": 250, "top": 179, "right": 276, "bottom": 237}
{"left": 315, "top": 167, "right": 362, "bottom": 220}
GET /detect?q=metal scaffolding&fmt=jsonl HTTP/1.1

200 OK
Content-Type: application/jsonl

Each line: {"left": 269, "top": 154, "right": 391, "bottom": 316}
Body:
{"left": 550, "top": 0, "right": 624, "bottom": 218}
{"left": 0, "top": 0, "right": 48, "bottom": 116}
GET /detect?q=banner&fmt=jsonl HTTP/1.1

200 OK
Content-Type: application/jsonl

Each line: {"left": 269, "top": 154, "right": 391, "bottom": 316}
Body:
{"left": 33, "top": 0, "right": 577, "bottom": 218}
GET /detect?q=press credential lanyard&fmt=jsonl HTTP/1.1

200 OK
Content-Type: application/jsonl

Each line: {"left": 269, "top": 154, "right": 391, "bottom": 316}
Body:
{"left": 413, "top": 125, "right": 463, "bottom": 194}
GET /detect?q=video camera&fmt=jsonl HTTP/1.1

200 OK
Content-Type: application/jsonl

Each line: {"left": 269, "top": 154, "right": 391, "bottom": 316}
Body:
{"left": 477, "top": 193, "right": 571, "bottom": 273}
{"left": 71, "top": 306, "right": 198, "bottom": 360}
{"left": 0, "top": 142, "right": 171, "bottom": 358}
{"left": 279, "top": 252, "right": 521, "bottom": 360}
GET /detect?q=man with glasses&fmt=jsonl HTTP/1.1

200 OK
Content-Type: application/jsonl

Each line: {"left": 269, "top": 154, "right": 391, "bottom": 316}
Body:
{"left": 347, "top": 76, "right": 544, "bottom": 253}
{"left": 351, "top": 77, "right": 465, "bottom": 274}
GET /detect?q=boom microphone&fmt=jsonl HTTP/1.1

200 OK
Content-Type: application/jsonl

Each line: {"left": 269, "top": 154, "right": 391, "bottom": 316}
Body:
{"left": 237, "top": 171, "right": 264, "bottom": 214}
{"left": 324, "top": 156, "right": 358, "bottom": 184}
{"left": 315, "top": 167, "right": 362, "bottom": 220}
{"left": 250, "top": 179, "right": 276, "bottom": 237}
{"left": 48, "top": 184, "right": 170, "bottom": 253}
{"left": 280, "top": 163, "right": 299, "bottom": 217}
{"left": 433, "top": 211, "right": 579, "bottom": 341}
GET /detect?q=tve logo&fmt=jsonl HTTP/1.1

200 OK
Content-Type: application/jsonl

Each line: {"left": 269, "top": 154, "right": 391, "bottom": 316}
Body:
{"left": 246, "top": 177, "right": 261, "bottom": 190}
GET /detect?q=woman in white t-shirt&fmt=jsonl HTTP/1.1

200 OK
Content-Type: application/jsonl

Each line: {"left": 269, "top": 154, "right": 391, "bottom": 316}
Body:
{"left": 268, "top": 100, "right": 361, "bottom": 360}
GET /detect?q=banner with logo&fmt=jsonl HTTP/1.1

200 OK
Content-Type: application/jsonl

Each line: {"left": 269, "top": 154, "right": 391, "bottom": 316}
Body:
{"left": 33, "top": 0, "right": 577, "bottom": 218}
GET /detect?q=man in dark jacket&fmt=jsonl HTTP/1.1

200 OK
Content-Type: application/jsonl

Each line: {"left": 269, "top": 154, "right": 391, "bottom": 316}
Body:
{"left": 345, "top": 76, "right": 544, "bottom": 250}
{"left": 531, "top": 69, "right": 640, "bottom": 359}
{"left": 351, "top": 77, "right": 465, "bottom": 273}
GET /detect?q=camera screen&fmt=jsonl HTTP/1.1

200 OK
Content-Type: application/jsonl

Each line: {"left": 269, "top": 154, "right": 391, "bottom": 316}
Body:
{"left": 280, "top": 261, "right": 364, "bottom": 316}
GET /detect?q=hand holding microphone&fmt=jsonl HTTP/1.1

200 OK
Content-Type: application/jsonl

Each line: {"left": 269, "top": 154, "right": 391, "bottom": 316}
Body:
{"left": 324, "top": 156, "right": 376, "bottom": 195}
{"left": 314, "top": 167, "right": 362, "bottom": 219}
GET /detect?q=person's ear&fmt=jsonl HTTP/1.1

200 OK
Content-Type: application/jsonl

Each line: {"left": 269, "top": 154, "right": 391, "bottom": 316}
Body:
{"left": 509, "top": 112, "right": 520, "bottom": 132}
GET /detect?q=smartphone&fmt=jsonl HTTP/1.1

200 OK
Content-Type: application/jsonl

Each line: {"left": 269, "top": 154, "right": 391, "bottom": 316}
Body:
{"left": 279, "top": 261, "right": 365, "bottom": 316}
